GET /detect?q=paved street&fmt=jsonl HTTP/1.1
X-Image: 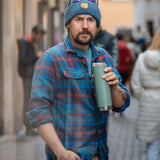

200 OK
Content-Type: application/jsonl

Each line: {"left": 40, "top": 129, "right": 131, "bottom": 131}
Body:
{"left": 0, "top": 95, "right": 147, "bottom": 160}
{"left": 0, "top": 135, "right": 46, "bottom": 160}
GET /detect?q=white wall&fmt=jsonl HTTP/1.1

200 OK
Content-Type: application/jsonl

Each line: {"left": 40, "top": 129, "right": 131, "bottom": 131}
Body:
{"left": 134, "top": 0, "right": 160, "bottom": 37}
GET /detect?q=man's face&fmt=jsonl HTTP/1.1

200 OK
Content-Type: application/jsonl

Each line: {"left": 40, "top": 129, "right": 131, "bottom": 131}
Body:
{"left": 67, "top": 15, "right": 97, "bottom": 46}
{"left": 32, "top": 33, "right": 43, "bottom": 43}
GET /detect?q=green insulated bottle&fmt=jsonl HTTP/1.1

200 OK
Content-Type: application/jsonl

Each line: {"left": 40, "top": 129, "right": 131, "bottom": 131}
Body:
{"left": 93, "top": 62, "right": 112, "bottom": 111}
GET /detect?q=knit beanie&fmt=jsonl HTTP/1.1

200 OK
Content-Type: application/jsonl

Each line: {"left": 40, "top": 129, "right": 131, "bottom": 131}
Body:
{"left": 64, "top": 0, "right": 101, "bottom": 28}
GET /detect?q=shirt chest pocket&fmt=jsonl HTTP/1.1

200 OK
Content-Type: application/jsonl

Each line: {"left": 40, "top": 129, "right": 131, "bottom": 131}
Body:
{"left": 62, "top": 68, "right": 85, "bottom": 79}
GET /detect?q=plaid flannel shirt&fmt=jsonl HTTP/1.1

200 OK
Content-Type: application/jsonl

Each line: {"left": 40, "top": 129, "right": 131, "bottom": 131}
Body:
{"left": 26, "top": 35, "right": 130, "bottom": 160}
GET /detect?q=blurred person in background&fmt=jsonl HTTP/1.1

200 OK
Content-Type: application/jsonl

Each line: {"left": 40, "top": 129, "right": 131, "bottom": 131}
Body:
{"left": 116, "top": 32, "right": 135, "bottom": 85}
{"left": 26, "top": 0, "right": 130, "bottom": 159}
{"left": 127, "top": 35, "right": 142, "bottom": 61}
{"left": 126, "top": 35, "right": 142, "bottom": 92}
{"left": 17, "top": 25, "right": 46, "bottom": 135}
{"left": 134, "top": 25, "right": 149, "bottom": 52}
{"left": 131, "top": 27, "right": 160, "bottom": 160}
{"left": 0, "top": 118, "right": 4, "bottom": 135}
{"left": 93, "top": 26, "right": 119, "bottom": 68}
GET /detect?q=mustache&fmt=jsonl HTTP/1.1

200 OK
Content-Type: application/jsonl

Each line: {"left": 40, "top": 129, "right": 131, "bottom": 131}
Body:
{"left": 78, "top": 30, "right": 92, "bottom": 36}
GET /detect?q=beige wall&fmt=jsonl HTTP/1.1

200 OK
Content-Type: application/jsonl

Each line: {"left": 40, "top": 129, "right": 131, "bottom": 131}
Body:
{"left": 24, "top": 0, "right": 38, "bottom": 34}
{"left": 13, "top": 0, "right": 24, "bottom": 133}
{"left": 2, "top": 0, "right": 17, "bottom": 134}
{"left": 2, "top": 0, "right": 24, "bottom": 134}
{"left": 99, "top": 0, "right": 134, "bottom": 34}
{"left": 14, "top": 0, "right": 23, "bottom": 49}
{"left": 0, "top": 0, "right": 4, "bottom": 134}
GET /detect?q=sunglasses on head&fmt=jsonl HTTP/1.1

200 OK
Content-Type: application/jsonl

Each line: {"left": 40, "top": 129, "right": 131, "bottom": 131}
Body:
{"left": 68, "top": 0, "right": 98, "bottom": 6}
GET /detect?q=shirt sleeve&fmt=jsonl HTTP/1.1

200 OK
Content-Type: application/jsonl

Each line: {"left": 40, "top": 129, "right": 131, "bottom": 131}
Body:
{"left": 26, "top": 52, "right": 56, "bottom": 128}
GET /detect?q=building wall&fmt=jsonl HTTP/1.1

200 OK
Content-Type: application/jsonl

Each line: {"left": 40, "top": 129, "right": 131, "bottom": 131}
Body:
{"left": 99, "top": 0, "right": 134, "bottom": 34}
{"left": 0, "top": 0, "right": 4, "bottom": 135}
{"left": 2, "top": 0, "right": 17, "bottom": 134}
{"left": 24, "top": 0, "right": 39, "bottom": 34}
{"left": 14, "top": 0, "right": 25, "bottom": 133}
{"left": 134, "top": 0, "right": 160, "bottom": 37}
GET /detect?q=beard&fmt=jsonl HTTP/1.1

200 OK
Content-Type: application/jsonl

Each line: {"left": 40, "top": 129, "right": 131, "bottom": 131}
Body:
{"left": 71, "top": 30, "right": 94, "bottom": 45}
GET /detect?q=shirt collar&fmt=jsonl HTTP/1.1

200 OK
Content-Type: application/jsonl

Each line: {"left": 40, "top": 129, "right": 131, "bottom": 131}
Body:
{"left": 64, "top": 34, "right": 100, "bottom": 60}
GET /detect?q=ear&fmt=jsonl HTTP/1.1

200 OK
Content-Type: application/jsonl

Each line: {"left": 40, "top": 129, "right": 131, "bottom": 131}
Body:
{"left": 66, "top": 23, "right": 70, "bottom": 29}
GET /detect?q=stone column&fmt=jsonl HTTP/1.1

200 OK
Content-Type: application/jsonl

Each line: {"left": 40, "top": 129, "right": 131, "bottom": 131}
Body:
{"left": 0, "top": 0, "right": 4, "bottom": 135}
{"left": 2, "top": 0, "right": 16, "bottom": 134}
{"left": 24, "top": 0, "right": 38, "bottom": 34}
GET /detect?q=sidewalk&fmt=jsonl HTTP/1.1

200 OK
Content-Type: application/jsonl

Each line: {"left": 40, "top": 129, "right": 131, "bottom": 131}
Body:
{"left": 0, "top": 96, "right": 146, "bottom": 160}
{"left": 0, "top": 135, "right": 45, "bottom": 160}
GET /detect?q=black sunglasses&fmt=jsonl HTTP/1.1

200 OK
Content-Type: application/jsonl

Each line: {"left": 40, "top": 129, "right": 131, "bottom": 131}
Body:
{"left": 68, "top": 0, "right": 98, "bottom": 6}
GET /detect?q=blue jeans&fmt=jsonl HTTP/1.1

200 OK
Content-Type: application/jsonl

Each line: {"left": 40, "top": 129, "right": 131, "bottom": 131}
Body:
{"left": 146, "top": 140, "right": 160, "bottom": 160}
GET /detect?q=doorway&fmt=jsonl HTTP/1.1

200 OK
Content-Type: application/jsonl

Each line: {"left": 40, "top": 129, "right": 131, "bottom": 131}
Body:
{"left": 147, "top": 20, "right": 154, "bottom": 38}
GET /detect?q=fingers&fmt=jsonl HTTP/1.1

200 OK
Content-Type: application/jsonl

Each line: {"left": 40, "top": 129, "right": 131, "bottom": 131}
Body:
{"left": 70, "top": 155, "right": 81, "bottom": 160}
{"left": 92, "top": 67, "right": 119, "bottom": 86}
{"left": 102, "top": 67, "right": 119, "bottom": 86}
{"left": 108, "top": 78, "right": 119, "bottom": 86}
{"left": 92, "top": 74, "right": 94, "bottom": 78}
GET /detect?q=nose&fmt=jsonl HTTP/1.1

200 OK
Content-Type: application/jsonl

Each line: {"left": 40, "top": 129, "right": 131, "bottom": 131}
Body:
{"left": 82, "top": 20, "right": 88, "bottom": 29}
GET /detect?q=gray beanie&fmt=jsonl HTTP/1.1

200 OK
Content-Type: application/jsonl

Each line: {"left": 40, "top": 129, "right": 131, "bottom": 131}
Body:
{"left": 64, "top": 0, "right": 101, "bottom": 28}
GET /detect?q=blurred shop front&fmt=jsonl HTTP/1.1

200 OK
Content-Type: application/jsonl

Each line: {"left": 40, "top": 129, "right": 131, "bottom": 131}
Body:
{"left": 0, "top": 0, "right": 66, "bottom": 135}
{"left": 38, "top": 0, "right": 66, "bottom": 49}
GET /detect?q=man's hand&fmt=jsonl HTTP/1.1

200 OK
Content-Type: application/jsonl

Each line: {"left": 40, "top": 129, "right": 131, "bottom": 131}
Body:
{"left": 36, "top": 50, "right": 44, "bottom": 58}
{"left": 102, "top": 67, "right": 119, "bottom": 89}
{"left": 102, "top": 67, "right": 126, "bottom": 108}
{"left": 57, "top": 150, "right": 81, "bottom": 160}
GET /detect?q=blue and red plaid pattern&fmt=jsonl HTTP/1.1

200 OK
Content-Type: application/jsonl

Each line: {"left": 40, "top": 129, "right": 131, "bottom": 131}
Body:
{"left": 26, "top": 35, "right": 130, "bottom": 159}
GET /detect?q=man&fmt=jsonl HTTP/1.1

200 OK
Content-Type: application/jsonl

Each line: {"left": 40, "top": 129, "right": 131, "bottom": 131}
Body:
{"left": 26, "top": 0, "right": 130, "bottom": 159}
{"left": 93, "top": 26, "right": 119, "bottom": 68}
{"left": 17, "top": 25, "right": 45, "bottom": 135}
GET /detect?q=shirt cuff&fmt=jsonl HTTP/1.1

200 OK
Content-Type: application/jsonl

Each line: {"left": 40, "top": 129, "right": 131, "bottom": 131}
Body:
{"left": 112, "top": 90, "right": 130, "bottom": 112}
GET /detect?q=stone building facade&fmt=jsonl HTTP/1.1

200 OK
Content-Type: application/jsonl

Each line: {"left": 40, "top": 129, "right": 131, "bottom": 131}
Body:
{"left": 134, "top": 0, "right": 160, "bottom": 38}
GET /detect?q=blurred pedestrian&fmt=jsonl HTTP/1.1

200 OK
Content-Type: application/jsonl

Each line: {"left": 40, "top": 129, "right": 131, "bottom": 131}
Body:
{"left": 131, "top": 27, "right": 160, "bottom": 160}
{"left": 126, "top": 35, "right": 142, "bottom": 92}
{"left": 116, "top": 32, "right": 135, "bottom": 85}
{"left": 134, "top": 25, "right": 149, "bottom": 52}
{"left": 26, "top": 0, "right": 130, "bottom": 159}
{"left": 127, "top": 35, "right": 142, "bottom": 61}
{"left": 17, "top": 25, "right": 46, "bottom": 135}
{"left": 0, "top": 118, "right": 4, "bottom": 135}
{"left": 93, "top": 26, "right": 119, "bottom": 68}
